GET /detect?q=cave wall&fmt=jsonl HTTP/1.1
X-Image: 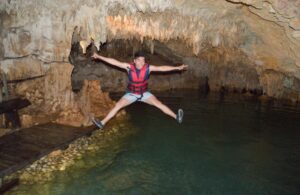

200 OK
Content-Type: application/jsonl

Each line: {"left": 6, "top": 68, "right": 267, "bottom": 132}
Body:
{"left": 1, "top": 0, "right": 300, "bottom": 114}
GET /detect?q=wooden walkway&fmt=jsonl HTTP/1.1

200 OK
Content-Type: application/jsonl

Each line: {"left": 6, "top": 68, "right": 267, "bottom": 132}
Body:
{"left": 0, "top": 123, "right": 96, "bottom": 178}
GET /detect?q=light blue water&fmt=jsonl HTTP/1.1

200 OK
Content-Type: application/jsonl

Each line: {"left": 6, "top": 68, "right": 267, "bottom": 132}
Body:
{"left": 7, "top": 91, "right": 300, "bottom": 195}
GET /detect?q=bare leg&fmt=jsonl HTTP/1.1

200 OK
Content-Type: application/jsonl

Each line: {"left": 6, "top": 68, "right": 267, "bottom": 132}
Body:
{"left": 101, "top": 97, "right": 133, "bottom": 125}
{"left": 144, "top": 95, "right": 176, "bottom": 119}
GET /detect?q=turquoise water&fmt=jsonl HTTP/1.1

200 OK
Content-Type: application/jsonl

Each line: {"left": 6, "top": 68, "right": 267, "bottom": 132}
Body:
{"left": 8, "top": 91, "right": 300, "bottom": 194}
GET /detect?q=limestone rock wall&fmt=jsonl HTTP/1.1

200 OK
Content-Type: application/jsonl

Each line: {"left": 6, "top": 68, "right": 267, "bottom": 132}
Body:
{"left": 230, "top": 0, "right": 300, "bottom": 43}
{"left": 0, "top": 0, "right": 300, "bottom": 124}
{"left": 13, "top": 62, "right": 115, "bottom": 127}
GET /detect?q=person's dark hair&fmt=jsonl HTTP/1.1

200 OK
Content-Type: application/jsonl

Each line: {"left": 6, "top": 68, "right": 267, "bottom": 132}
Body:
{"left": 134, "top": 51, "right": 146, "bottom": 59}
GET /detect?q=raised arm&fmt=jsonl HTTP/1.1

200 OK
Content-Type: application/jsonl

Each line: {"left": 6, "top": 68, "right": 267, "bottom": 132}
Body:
{"left": 92, "top": 53, "right": 130, "bottom": 70}
{"left": 149, "top": 64, "right": 188, "bottom": 72}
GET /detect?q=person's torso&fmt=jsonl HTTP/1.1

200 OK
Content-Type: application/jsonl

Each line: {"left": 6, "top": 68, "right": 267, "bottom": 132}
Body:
{"left": 126, "top": 63, "right": 150, "bottom": 94}
{"left": 127, "top": 63, "right": 150, "bottom": 82}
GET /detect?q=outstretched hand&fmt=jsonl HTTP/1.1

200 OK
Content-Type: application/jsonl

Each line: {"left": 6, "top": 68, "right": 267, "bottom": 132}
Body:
{"left": 91, "top": 53, "right": 99, "bottom": 60}
{"left": 178, "top": 64, "right": 188, "bottom": 71}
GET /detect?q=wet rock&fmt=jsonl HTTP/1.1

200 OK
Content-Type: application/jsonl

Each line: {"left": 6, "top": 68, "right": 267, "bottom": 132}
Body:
{"left": 48, "top": 150, "right": 62, "bottom": 157}
{"left": 55, "top": 79, "right": 115, "bottom": 127}
{"left": 58, "top": 165, "right": 66, "bottom": 171}
{"left": 19, "top": 172, "right": 31, "bottom": 181}
{"left": 20, "top": 114, "right": 33, "bottom": 128}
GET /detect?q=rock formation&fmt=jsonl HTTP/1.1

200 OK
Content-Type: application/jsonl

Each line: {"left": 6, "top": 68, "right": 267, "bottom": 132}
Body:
{"left": 1, "top": 0, "right": 300, "bottom": 126}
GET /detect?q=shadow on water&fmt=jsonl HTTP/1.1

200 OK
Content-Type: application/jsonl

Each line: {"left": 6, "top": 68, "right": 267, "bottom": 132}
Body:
{"left": 6, "top": 90, "right": 300, "bottom": 195}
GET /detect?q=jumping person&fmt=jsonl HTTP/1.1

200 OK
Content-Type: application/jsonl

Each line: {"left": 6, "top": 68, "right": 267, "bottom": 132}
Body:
{"left": 91, "top": 51, "right": 188, "bottom": 129}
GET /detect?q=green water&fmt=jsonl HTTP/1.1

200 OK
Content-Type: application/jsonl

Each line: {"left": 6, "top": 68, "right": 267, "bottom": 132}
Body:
{"left": 7, "top": 91, "right": 300, "bottom": 194}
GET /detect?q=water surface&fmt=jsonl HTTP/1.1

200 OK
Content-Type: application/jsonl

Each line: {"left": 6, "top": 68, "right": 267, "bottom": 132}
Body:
{"left": 7, "top": 91, "right": 300, "bottom": 195}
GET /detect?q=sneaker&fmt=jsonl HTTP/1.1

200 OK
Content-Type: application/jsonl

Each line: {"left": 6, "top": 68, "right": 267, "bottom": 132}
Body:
{"left": 176, "top": 109, "right": 184, "bottom": 124}
{"left": 91, "top": 117, "right": 104, "bottom": 129}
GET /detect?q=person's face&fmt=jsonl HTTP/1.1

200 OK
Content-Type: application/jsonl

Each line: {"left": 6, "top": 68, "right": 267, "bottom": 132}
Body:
{"left": 134, "top": 56, "right": 145, "bottom": 67}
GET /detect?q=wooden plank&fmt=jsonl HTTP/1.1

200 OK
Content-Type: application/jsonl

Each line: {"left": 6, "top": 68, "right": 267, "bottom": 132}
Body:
{"left": 1, "top": 143, "right": 42, "bottom": 157}
{"left": 0, "top": 178, "right": 19, "bottom": 194}
{"left": 0, "top": 98, "right": 31, "bottom": 114}
{"left": 0, "top": 159, "right": 16, "bottom": 167}
{"left": 0, "top": 123, "right": 96, "bottom": 178}
{"left": 0, "top": 164, "right": 8, "bottom": 170}
{"left": 0, "top": 154, "right": 34, "bottom": 162}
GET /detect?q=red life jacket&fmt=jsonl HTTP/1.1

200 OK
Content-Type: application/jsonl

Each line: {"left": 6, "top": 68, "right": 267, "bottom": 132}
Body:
{"left": 127, "top": 63, "right": 150, "bottom": 94}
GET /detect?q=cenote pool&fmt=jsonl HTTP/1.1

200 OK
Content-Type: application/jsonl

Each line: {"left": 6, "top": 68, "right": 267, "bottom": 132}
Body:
{"left": 7, "top": 91, "right": 300, "bottom": 194}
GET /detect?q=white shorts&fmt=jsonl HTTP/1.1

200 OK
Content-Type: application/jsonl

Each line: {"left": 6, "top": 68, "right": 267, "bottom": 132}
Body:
{"left": 122, "top": 91, "right": 153, "bottom": 104}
